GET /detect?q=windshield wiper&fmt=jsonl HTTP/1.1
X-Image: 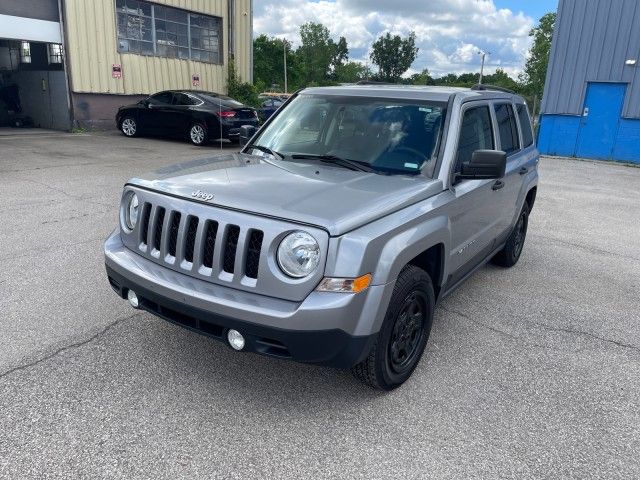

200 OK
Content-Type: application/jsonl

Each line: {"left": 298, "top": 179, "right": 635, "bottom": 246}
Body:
{"left": 249, "top": 144, "right": 284, "bottom": 160}
{"left": 290, "top": 154, "right": 373, "bottom": 172}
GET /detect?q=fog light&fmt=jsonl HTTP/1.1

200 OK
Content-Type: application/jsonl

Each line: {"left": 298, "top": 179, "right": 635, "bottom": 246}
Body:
{"left": 127, "top": 290, "right": 139, "bottom": 309}
{"left": 227, "top": 329, "right": 245, "bottom": 351}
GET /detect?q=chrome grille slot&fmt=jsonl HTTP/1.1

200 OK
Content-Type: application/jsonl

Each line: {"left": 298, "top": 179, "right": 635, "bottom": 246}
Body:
{"left": 168, "top": 212, "right": 181, "bottom": 257}
{"left": 223, "top": 225, "right": 240, "bottom": 274}
{"left": 184, "top": 216, "right": 199, "bottom": 263}
{"left": 202, "top": 220, "right": 218, "bottom": 269}
{"left": 245, "top": 230, "right": 264, "bottom": 279}
{"left": 153, "top": 207, "right": 166, "bottom": 251}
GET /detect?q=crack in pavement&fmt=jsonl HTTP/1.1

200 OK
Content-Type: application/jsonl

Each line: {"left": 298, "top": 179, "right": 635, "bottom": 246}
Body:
{"left": 441, "top": 306, "right": 640, "bottom": 353}
{"left": 14, "top": 178, "right": 114, "bottom": 209}
{"left": 0, "top": 237, "right": 106, "bottom": 262}
{"left": 530, "top": 321, "right": 640, "bottom": 353}
{"left": 530, "top": 233, "right": 640, "bottom": 262}
{"left": 0, "top": 313, "right": 142, "bottom": 381}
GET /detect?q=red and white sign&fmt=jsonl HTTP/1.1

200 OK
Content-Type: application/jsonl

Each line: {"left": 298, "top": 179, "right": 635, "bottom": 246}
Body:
{"left": 192, "top": 73, "right": 200, "bottom": 87}
{"left": 112, "top": 64, "right": 122, "bottom": 78}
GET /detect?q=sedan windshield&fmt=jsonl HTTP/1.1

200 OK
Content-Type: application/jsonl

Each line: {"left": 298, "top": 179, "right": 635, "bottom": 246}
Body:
{"left": 249, "top": 94, "right": 447, "bottom": 176}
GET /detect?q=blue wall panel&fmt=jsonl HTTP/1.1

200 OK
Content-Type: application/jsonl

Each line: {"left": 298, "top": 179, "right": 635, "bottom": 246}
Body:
{"left": 539, "top": 114, "right": 640, "bottom": 164}
{"left": 612, "top": 119, "right": 640, "bottom": 164}
{"left": 538, "top": 115, "right": 581, "bottom": 157}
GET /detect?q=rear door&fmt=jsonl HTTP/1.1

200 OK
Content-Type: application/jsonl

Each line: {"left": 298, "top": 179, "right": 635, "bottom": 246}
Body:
{"left": 492, "top": 102, "right": 524, "bottom": 242}
{"left": 171, "top": 92, "right": 201, "bottom": 133}
{"left": 447, "top": 102, "right": 503, "bottom": 287}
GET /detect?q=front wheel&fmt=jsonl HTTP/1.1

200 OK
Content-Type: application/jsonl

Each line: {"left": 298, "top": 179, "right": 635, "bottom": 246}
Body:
{"left": 492, "top": 202, "right": 529, "bottom": 268}
{"left": 120, "top": 117, "right": 138, "bottom": 137}
{"left": 189, "top": 123, "right": 208, "bottom": 146}
{"left": 351, "top": 265, "right": 434, "bottom": 390}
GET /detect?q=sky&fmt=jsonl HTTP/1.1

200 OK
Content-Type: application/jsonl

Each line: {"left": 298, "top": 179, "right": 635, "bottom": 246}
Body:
{"left": 253, "top": 0, "right": 560, "bottom": 79}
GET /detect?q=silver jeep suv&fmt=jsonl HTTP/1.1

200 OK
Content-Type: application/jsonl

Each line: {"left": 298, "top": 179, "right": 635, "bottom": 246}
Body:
{"left": 105, "top": 85, "right": 539, "bottom": 390}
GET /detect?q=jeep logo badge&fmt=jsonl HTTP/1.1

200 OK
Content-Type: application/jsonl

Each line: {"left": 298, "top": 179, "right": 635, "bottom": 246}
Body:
{"left": 192, "top": 190, "right": 214, "bottom": 201}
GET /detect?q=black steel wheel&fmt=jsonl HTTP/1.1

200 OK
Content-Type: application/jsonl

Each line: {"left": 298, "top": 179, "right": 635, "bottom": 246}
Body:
{"left": 492, "top": 202, "right": 530, "bottom": 268}
{"left": 351, "top": 265, "right": 434, "bottom": 390}
{"left": 388, "top": 290, "right": 428, "bottom": 375}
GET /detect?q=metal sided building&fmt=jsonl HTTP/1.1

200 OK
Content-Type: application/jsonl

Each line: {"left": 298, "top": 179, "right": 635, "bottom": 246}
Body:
{"left": 538, "top": 0, "right": 640, "bottom": 164}
{"left": 0, "top": 0, "right": 253, "bottom": 130}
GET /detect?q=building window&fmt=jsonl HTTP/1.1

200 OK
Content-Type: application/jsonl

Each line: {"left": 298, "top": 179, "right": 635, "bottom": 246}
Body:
{"left": 115, "top": 0, "right": 222, "bottom": 64}
{"left": 20, "top": 41, "right": 32, "bottom": 63}
{"left": 48, "top": 44, "right": 64, "bottom": 64}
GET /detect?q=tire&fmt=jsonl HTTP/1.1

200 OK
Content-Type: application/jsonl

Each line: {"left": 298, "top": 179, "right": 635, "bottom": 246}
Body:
{"left": 351, "top": 265, "right": 435, "bottom": 390}
{"left": 189, "top": 122, "right": 208, "bottom": 146}
{"left": 120, "top": 117, "right": 138, "bottom": 137}
{"left": 492, "top": 202, "right": 530, "bottom": 268}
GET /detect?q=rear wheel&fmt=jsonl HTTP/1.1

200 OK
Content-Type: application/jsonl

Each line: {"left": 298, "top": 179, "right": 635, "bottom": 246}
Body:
{"left": 351, "top": 265, "right": 434, "bottom": 390}
{"left": 492, "top": 202, "right": 529, "bottom": 267}
{"left": 120, "top": 117, "right": 138, "bottom": 137}
{"left": 189, "top": 123, "right": 208, "bottom": 146}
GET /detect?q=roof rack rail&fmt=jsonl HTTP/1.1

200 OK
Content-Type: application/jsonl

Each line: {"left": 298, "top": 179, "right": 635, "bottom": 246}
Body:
{"left": 355, "top": 80, "right": 396, "bottom": 86}
{"left": 471, "top": 84, "right": 516, "bottom": 94}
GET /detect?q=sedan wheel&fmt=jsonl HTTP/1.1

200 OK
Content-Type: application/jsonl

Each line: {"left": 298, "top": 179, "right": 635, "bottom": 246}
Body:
{"left": 189, "top": 123, "right": 208, "bottom": 146}
{"left": 121, "top": 118, "right": 137, "bottom": 137}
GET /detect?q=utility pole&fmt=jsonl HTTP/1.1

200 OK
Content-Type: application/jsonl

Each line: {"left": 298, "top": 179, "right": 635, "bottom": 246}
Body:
{"left": 478, "top": 50, "right": 490, "bottom": 85}
{"left": 283, "top": 40, "right": 288, "bottom": 94}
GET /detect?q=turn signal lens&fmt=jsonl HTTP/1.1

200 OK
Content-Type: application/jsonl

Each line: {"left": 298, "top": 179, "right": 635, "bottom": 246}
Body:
{"left": 317, "top": 274, "right": 372, "bottom": 293}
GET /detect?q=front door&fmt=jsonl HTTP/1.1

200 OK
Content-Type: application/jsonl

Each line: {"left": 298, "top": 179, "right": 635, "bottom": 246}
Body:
{"left": 575, "top": 83, "right": 626, "bottom": 160}
{"left": 447, "top": 103, "right": 503, "bottom": 287}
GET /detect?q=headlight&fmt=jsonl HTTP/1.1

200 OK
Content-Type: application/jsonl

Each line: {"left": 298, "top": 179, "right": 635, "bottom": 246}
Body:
{"left": 122, "top": 192, "right": 139, "bottom": 230}
{"left": 277, "top": 231, "right": 320, "bottom": 278}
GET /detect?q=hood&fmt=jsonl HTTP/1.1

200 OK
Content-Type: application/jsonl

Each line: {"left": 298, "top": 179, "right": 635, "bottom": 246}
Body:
{"left": 129, "top": 153, "right": 443, "bottom": 236}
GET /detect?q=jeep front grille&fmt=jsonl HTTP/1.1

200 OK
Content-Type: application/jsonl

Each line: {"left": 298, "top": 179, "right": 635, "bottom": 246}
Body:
{"left": 122, "top": 187, "right": 328, "bottom": 301}
{"left": 138, "top": 202, "right": 264, "bottom": 281}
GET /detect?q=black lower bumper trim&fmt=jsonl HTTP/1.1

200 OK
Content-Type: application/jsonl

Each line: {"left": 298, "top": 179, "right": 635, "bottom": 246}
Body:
{"left": 106, "top": 266, "right": 375, "bottom": 369}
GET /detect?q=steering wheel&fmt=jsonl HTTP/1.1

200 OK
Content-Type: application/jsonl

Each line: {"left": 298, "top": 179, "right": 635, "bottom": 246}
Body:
{"left": 390, "top": 146, "right": 427, "bottom": 162}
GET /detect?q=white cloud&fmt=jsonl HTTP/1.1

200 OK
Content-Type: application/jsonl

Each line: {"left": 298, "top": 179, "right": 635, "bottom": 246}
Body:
{"left": 253, "top": 0, "right": 535, "bottom": 78}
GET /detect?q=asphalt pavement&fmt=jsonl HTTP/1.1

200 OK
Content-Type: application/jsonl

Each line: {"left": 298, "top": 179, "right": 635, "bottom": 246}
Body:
{"left": 1, "top": 131, "right": 639, "bottom": 479}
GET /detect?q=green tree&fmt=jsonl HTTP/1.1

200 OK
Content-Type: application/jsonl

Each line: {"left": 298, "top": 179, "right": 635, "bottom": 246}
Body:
{"left": 370, "top": 32, "right": 419, "bottom": 82}
{"left": 520, "top": 12, "right": 556, "bottom": 98}
{"left": 253, "top": 34, "right": 297, "bottom": 92}
{"left": 335, "top": 61, "right": 370, "bottom": 83}
{"left": 297, "top": 22, "right": 340, "bottom": 84}
{"left": 227, "top": 61, "right": 260, "bottom": 106}
{"left": 408, "top": 68, "right": 434, "bottom": 85}
{"left": 484, "top": 68, "right": 520, "bottom": 91}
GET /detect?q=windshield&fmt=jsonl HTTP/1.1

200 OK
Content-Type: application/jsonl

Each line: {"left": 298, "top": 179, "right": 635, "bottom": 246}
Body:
{"left": 249, "top": 94, "right": 447, "bottom": 176}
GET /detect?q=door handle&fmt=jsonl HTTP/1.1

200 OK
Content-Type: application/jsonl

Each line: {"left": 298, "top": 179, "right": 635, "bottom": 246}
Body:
{"left": 492, "top": 180, "right": 505, "bottom": 191}
{"left": 519, "top": 167, "right": 529, "bottom": 175}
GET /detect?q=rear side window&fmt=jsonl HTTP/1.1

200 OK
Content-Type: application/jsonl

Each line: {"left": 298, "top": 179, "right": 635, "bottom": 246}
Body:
{"left": 149, "top": 92, "right": 173, "bottom": 105}
{"left": 173, "top": 93, "right": 200, "bottom": 106}
{"left": 517, "top": 103, "right": 534, "bottom": 147}
{"left": 494, "top": 103, "right": 520, "bottom": 154}
{"left": 455, "top": 105, "right": 494, "bottom": 173}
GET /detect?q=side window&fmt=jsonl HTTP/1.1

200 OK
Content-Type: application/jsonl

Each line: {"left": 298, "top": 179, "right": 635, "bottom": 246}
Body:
{"left": 517, "top": 103, "right": 534, "bottom": 148}
{"left": 455, "top": 105, "right": 494, "bottom": 173}
{"left": 173, "top": 93, "right": 199, "bottom": 106}
{"left": 494, "top": 103, "right": 520, "bottom": 154}
{"left": 149, "top": 92, "right": 173, "bottom": 105}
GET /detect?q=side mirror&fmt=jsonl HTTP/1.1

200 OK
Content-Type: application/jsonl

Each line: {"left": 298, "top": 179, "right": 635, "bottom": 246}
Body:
{"left": 459, "top": 150, "right": 506, "bottom": 180}
{"left": 239, "top": 125, "right": 258, "bottom": 146}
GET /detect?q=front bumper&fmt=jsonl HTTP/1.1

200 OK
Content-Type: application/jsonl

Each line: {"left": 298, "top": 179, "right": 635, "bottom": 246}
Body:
{"left": 104, "top": 231, "right": 392, "bottom": 368}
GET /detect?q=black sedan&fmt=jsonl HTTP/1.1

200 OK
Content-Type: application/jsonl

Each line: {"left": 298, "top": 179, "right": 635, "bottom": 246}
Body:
{"left": 116, "top": 90, "right": 259, "bottom": 146}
